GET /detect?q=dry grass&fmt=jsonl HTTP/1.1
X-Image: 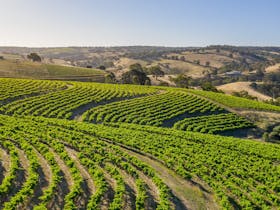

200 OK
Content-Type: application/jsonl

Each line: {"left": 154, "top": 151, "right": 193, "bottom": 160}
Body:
{"left": 113, "top": 57, "right": 149, "bottom": 69}
{"left": 0, "top": 59, "right": 105, "bottom": 79}
{"left": 0, "top": 59, "right": 48, "bottom": 77}
{"left": 239, "top": 110, "right": 280, "bottom": 129}
{"left": 182, "top": 52, "right": 234, "bottom": 68}
{"left": 0, "top": 53, "right": 22, "bottom": 60}
{"left": 148, "top": 75, "right": 176, "bottom": 86}
{"left": 265, "top": 63, "right": 280, "bottom": 73}
{"left": 166, "top": 51, "right": 235, "bottom": 68}
{"left": 155, "top": 59, "right": 208, "bottom": 78}
{"left": 217, "top": 82, "right": 272, "bottom": 101}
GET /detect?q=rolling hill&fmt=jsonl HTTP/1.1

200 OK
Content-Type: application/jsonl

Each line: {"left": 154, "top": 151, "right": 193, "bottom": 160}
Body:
{"left": 0, "top": 58, "right": 106, "bottom": 82}
{"left": 1, "top": 46, "right": 280, "bottom": 85}
{"left": 0, "top": 78, "right": 279, "bottom": 209}
{"left": 217, "top": 82, "right": 272, "bottom": 101}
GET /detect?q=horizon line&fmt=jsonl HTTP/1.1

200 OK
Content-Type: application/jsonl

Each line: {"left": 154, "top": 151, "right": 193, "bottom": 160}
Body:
{"left": 1, "top": 44, "right": 280, "bottom": 49}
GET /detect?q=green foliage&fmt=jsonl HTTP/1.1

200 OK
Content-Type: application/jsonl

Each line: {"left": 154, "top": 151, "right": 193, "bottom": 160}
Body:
{"left": 200, "top": 82, "right": 219, "bottom": 92}
{"left": 232, "top": 90, "right": 258, "bottom": 100}
{"left": 0, "top": 80, "right": 157, "bottom": 119}
{"left": 187, "top": 89, "right": 280, "bottom": 112}
{"left": 122, "top": 63, "right": 150, "bottom": 85}
{"left": 104, "top": 72, "right": 116, "bottom": 83}
{"left": 0, "top": 141, "right": 20, "bottom": 197}
{"left": 98, "top": 65, "right": 106, "bottom": 70}
{"left": 0, "top": 115, "right": 174, "bottom": 209}
{"left": 251, "top": 82, "right": 280, "bottom": 99}
{"left": 83, "top": 91, "right": 224, "bottom": 127}
{"left": 171, "top": 74, "right": 192, "bottom": 88}
{"left": 265, "top": 125, "right": 280, "bottom": 142}
{"left": 13, "top": 115, "right": 280, "bottom": 210}
{"left": 174, "top": 113, "right": 254, "bottom": 134}
{"left": 147, "top": 65, "right": 164, "bottom": 78}
{"left": 27, "top": 53, "right": 42, "bottom": 62}
{"left": 1, "top": 78, "right": 280, "bottom": 209}
{"left": 45, "top": 64, "right": 104, "bottom": 76}
{"left": 0, "top": 78, "right": 66, "bottom": 104}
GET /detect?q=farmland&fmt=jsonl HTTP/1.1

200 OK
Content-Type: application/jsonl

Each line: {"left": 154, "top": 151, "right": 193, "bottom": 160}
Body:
{"left": 0, "top": 59, "right": 105, "bottom": 82}
{"left": 0, "top": 78, "right": 280, "bottom": 209}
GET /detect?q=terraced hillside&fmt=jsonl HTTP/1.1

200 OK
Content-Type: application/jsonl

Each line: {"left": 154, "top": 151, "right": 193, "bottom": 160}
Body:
{"left": 82, "top": 91, "right": 225, "bottom": 126}
{"left": 0, "top": 78, "right": 67, "bottom": 104}
{"left": 0, "top": 79, "right": 156, "bottom": 119}
{"left": 0, "top": 78, "right": 280, "bottom": 209}
{"left": 1, "top": 78, "right": 279, "bottom": 135}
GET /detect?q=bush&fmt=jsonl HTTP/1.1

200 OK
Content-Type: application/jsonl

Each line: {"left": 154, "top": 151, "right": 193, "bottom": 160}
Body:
{"left": 27, "top": 53, "right": 42, "bottom": 62}
{"left": 121, "top": 63, "right": 150, "bottom": 85}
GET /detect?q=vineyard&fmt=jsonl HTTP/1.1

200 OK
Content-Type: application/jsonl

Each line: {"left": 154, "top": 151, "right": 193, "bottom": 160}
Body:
{"left": 0, "top": 116, "right": 280, "bottom": 209}
{"left": 186, "top": 89, "right": 280, "bottom": 112}
{"left": 0, "top": 78, "right": 280, "bottom": 210}
{"left": 82, "top": 91, "right": 224, "bottom": 127}
{"left": 0, "top": 59, "right": 106, "bottom": 82}
{"left": 0, "top": 78, "right": 66, "bottom": 104}
{"left": 173, "top": 113, "right": 254, "bottom": 134}
{"left": 0, "top": 81, "right": 156, "bottom": 119}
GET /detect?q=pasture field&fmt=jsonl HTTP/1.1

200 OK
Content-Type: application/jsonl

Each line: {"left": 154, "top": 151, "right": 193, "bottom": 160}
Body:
{"left": 0, "top": 59, "right": 105, "bottom": 82}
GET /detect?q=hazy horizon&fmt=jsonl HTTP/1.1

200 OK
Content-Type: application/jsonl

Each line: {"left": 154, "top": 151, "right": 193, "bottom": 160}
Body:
{"left": 1, "top": 44, "right": 280, "bottom": 48}
{"left": 1, "top": 0, "right": 280, "bottom": 47}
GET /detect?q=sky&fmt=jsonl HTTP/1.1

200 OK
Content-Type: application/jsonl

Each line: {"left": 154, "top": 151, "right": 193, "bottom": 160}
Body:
{"left": 0, "top": 0, "right": 280, "bottom": 47}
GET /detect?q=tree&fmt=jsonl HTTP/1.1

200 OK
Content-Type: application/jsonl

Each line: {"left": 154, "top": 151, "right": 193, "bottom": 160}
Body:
{"left": 171, "top": 74, "right": 192, "bottom": 88}
{"left": 255, "top": 69, "right": 264, "bottom": 79}
{"left": 98, "top": 65, "right": 106, "bottom": 70}
{"left": 105, "top": 72, "right": 116, "bottom": 84}
{"left": 0, "top": 56, "right": 4, "bottom": 60}
{"left": 121, "top": 63, "right": 150, "bottom": 85}
{"left": 27, "top": 53, "right": 41, "bottom": 62}
{"left": 212, "top": 69, "right": 218, "bottom": 75}
{"left": 148, "top": 65, "right": 164, "bottom": 80}
{"left": 267, "top": 126, "right": 280, "bottom": 142}
{"left": 205, "top": 61, "right": 210, "bottom": 67}
{"left": 194, "top": 60, "right": 200, "bottom": 65}
{"left": 180, "top": 56, "right": 186, "bottom": 61}
{"left": 129, "top": 63, "right": 143, "bottom": 71}
{"left": 250, "top": 82, "right": 257, "bottom": 89}
{"left": 201, "top": 82, "right": 219, "bottom": 92}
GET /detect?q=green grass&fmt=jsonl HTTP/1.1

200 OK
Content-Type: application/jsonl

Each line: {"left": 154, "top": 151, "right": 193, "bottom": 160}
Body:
{"left": 0, "top": 59, "right": 105, "bottom": 80}
{"left": 187, "top": 89, "right": 280, "bottom": 112}
{"left": 45, "top": 64, "right": 104, "bottom": 76}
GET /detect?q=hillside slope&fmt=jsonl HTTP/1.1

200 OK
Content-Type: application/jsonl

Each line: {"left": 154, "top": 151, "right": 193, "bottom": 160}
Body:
{"left": 0, "top": 59, "right": 106, "bottom": 82}
{"left": 2, "top": 46, "right": 280, "bottom": 84}
{"left": 0, "top": 79, "right": 279, "bottom": 209}
{"left": 217, "top": 82, "right": 272, "bottom": 101}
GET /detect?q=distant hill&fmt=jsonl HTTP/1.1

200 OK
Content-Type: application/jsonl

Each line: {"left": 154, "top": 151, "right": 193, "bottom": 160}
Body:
{"left": 0, "top": 58, "right": 106, "bottom": 82}
{"left": 0, "top": 45, "right": 280, "bottom": 85}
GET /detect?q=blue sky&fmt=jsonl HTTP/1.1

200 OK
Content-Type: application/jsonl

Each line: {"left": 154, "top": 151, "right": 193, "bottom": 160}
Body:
{"left": 0, "top": 0, "right": 279, "bottom": 47}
